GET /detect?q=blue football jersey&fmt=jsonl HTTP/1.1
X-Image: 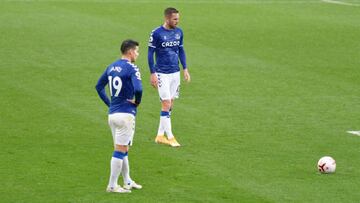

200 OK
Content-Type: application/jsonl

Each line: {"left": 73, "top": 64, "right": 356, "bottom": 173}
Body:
{"left": 148, "top": 26, "right": 185, "bottom": 74}
{"left": 96, "top": 59, "right": 143, "bottom": 116}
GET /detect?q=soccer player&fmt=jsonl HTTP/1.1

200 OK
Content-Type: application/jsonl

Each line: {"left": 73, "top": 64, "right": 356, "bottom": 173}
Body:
{"left": 148, "top": 7, "right": 191, "bottom": 147}
{"left": 95, "top": 39, "right": 143, "bottom": 193}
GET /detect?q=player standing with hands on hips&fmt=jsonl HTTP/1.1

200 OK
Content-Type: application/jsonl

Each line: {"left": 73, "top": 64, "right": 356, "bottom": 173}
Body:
{"left": 96, "top": 39, "right": 143, "bottom": 193}
{"left": 148, "top": 7, "right": 191, "bottom": 147}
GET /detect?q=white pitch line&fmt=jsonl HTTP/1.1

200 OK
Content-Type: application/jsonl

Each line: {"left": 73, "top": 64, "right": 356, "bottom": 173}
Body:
{"left": 322, "top": 0, "right": 360, "bottom": 6}
{"left": 68, "top": 0, "right": 323, "bottom": 4}
{"left": 347, "top": 131, "right": 360, "bottom": 136}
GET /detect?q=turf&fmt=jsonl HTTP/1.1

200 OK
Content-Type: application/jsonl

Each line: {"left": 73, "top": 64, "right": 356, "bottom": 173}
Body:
{"left": 1, "top": 0, "right": 359, "bottom": 202}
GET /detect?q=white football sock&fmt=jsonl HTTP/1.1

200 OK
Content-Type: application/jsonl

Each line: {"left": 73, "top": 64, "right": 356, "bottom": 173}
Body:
{"left": 108, "top": 157, "right": 123, "bottom": 188}
{"left": 157, "top": 119, "right": 164, "bottom": 136}
{"left": 122, "top": 156, "right": 132, "bottom": 185}
{"left": 161, "top": 116, "right": 173, "bottom": 139}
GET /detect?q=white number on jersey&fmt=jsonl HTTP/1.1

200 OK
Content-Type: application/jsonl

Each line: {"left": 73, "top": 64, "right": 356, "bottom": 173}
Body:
{"left": 108, "top": 76, "right": 122, "bottom": 97}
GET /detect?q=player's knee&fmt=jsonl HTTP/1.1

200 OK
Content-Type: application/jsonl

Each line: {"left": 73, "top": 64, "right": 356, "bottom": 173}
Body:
{"left": 161, "top": 100, "right": 171, "bottom": 111}
{"left": 115, "top": 144, "right": 128, "bottom": 153}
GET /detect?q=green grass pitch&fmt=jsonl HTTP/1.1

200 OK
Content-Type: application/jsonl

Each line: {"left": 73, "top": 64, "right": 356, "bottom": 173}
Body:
{"left": 1, "top": 0, "right": 359, "bottom": 202}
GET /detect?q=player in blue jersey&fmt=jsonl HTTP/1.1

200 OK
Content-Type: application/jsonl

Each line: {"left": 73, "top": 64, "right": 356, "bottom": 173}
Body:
{"left": 96, "top": 39, "right": 143, "bottom": 193}
{"left": 148, "top": 7, "right": 191, "bottom": 147}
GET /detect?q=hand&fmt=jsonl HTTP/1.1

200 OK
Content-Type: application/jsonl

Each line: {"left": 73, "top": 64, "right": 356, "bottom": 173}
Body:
{"left": 150, "top": 73, "right": 158, "bottom": 89}
{"left": 183, "top": 69, "right": 191, "bottom": 83}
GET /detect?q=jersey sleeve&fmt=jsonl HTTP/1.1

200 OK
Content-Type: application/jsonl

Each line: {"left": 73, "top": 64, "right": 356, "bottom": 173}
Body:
{"left": 148, "top": 30, "right": 158, "bottom": 48}
{"left": 130, "top": 66, "right": 143, "bottom": 106}
{"left": 148, "top": 30, "right": 158, "bottom": 73}
{"left": 95, "top": 69, "right": 111, "bottom": 107}
{"left": 179, "top": 30, "right": 187, "bottom": 69}
{"left": 179, "top": 29, "right": 184, "bottom": 47}
{"left": 148, "top": 47, "right": 156, "bottom": 74}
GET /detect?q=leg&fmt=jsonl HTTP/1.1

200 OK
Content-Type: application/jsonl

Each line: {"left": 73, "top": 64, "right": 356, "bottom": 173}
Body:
{"left": 107, "top": 144, "right": 130, "bottom": 193}
{"left": 155, "top": 72, "right": 181, "bottom": 147}
{"left": 122, "top": 119, "right": 133, "bottom": 184}
{"left": 156, "top": 99, "right": 172, "bottom": 137}
{"left": 106, "top": 113, "right": 133, "bottom": 193}
{"left": 122, "top": 149, "right": 142, "bottom": 190}
{"left": 169, "top": 99, "right": 174, "bottom": 115}
{"left": 160, "top": 99, "right": 174, "bottom": 139}
{"left": 121, "top": 116, "right": 142, "bottom": 190}
{"left": 155, "top": 73, "right": 171, "bottom": 145}
{"left": 166, "top": 72, "right": 181, "bottom": 147}
{"left": 121, "top": 151, "right": 131, "bottom": 186}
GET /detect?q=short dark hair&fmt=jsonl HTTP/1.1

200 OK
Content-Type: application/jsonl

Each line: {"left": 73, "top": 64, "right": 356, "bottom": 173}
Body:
{"left": 120, "top": 39, "right": 139, "bottom": 54}
{"left": 164, "top": 7, "right": 179, "bottom": 17}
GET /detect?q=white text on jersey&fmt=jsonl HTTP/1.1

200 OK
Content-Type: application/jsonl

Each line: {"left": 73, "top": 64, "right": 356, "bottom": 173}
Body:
{"left": 161, "top": 40, "right": 180, "bottom": 48}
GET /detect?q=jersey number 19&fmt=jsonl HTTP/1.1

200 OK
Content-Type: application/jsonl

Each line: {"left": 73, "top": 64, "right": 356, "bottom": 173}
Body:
{"left": 108, "top": 76, "right": 122, "bottom": 97}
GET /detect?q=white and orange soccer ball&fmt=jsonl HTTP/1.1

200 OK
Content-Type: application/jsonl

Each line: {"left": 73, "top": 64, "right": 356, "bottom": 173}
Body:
{"left": 317, "top": 156, "right": 336, "bottom": 173}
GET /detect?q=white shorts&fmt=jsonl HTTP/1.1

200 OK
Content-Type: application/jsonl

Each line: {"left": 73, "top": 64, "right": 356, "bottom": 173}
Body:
{"left": 157, "top": 71, "right": 180, "bottom": 100}
{"left": 108, "top": 113, "right": 135, "bottom": 146}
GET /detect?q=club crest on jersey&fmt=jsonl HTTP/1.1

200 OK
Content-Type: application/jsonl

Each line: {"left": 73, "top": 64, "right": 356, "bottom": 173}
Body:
{"left": 109, "top": 66, "right": 122, "bottom": 73}
{"left": 163, "top": 36, "right": 167, "bottom": 40}
{"left": 175, "top": 33, "right": 180, "bottom": 40}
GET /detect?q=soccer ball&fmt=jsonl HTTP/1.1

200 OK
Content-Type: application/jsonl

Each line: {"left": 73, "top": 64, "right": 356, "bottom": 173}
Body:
{"left": 317, "top": 156, "right": 336, "bottom": 173}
